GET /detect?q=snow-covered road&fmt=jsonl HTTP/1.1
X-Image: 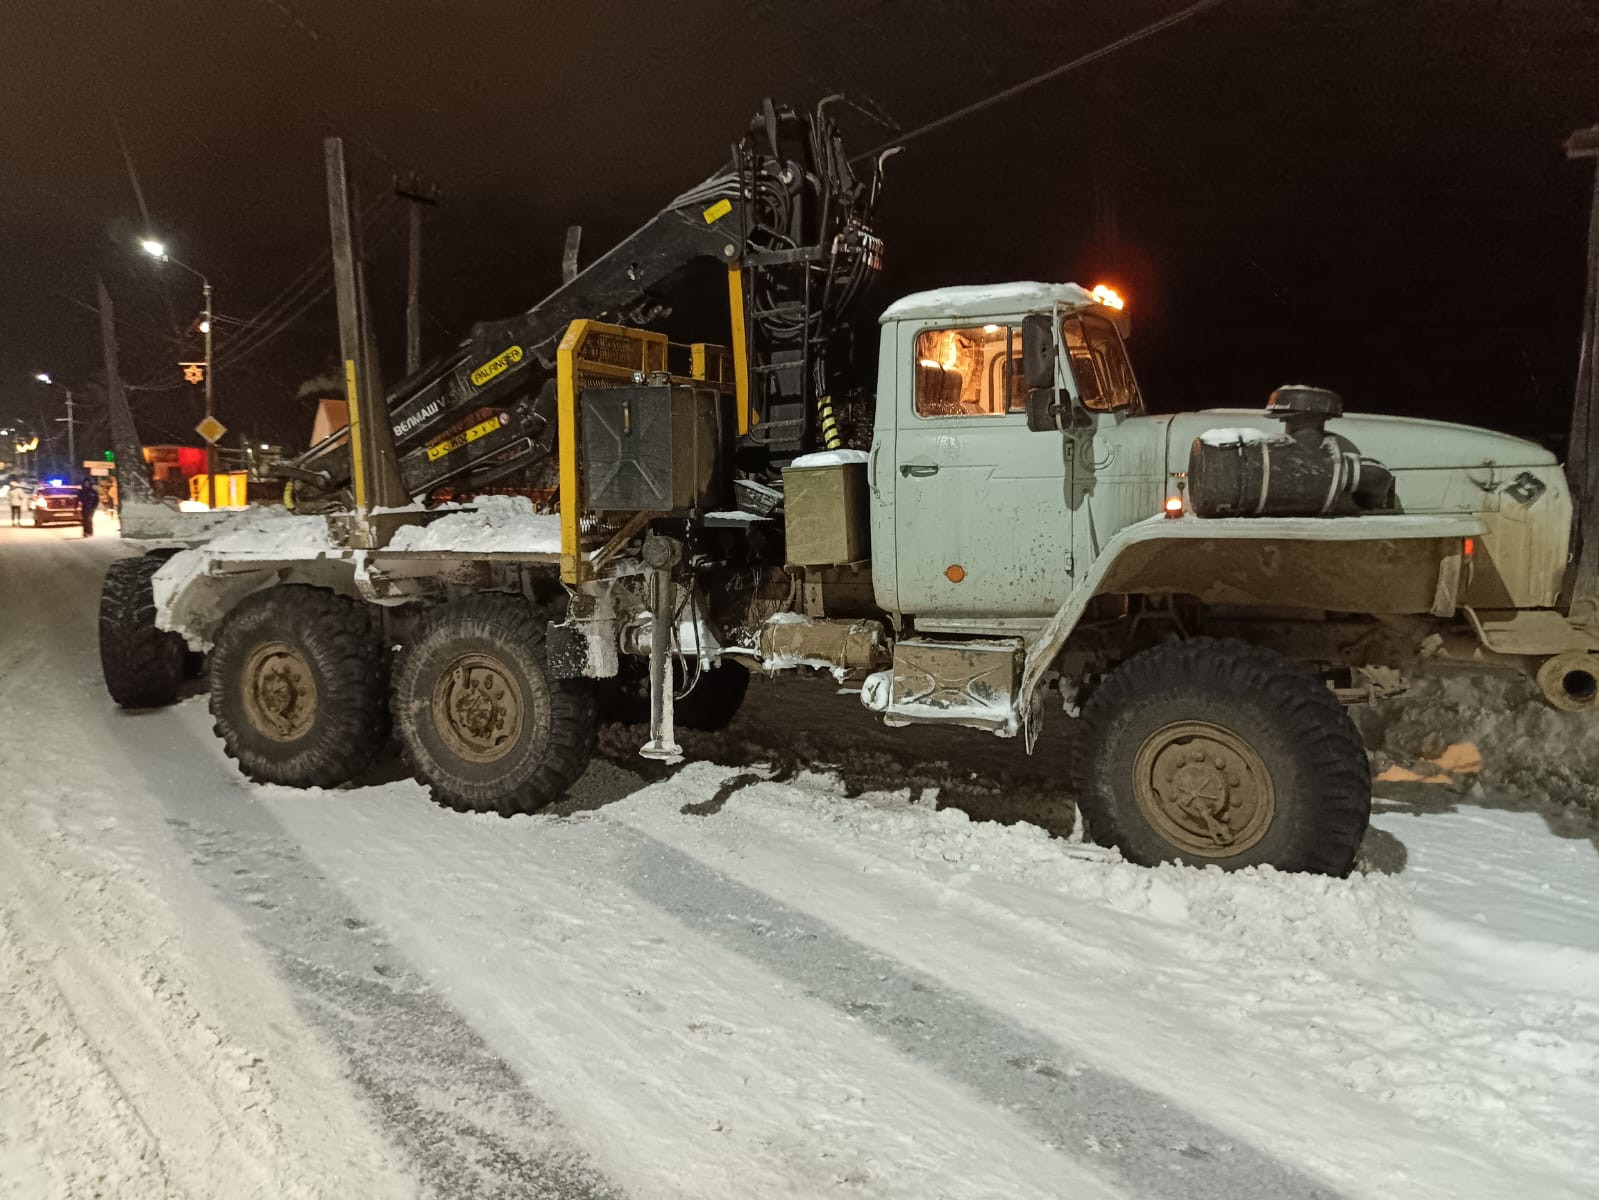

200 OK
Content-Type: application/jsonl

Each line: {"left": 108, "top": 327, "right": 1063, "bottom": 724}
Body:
{"left": 3, "top": 526, "right": 1598, "bottom": 1198}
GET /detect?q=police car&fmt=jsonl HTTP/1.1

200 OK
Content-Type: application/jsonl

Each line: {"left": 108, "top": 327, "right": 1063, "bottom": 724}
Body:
{"left": 30, "top": 481, "right": 83, "bottom": 527}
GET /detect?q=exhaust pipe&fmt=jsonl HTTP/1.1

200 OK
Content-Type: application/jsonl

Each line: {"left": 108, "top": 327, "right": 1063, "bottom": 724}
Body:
{"left": 1536, "top": 650, "right": 1599, "bottom": 712}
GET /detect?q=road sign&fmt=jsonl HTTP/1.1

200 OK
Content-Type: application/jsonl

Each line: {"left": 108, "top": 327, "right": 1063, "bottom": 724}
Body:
{"left": 195, "top": 415, "right": 227, "bottom": 444}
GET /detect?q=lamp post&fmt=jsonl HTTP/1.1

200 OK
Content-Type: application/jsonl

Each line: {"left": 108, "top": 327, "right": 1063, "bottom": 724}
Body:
{"left": 32, "top": 372, "right": 76, "bottom": 476}
{"left": 140, "top": 239, "right": 217, "bottom": 506}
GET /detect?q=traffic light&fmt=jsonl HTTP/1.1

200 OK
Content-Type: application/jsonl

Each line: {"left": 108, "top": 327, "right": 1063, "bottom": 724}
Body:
{"left": 103, "top": 449, "right": 115, "bottom": 461}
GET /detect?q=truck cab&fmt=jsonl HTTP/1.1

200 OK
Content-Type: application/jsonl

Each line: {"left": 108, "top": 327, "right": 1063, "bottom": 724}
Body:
{"left": 871, "top": 283, "right": 1164, "bottom": 625}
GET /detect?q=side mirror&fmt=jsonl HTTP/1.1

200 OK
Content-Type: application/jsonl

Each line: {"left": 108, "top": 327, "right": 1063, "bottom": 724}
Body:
{"left": 1022, "top": 313, "right": 1056, "bottom": 390}
{"left": 1025, "top": 388, "right": 1060, "bottom": 433}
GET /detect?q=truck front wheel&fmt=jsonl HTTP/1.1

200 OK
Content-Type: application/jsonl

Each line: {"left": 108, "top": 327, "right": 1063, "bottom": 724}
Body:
{"left": 1072, "top": 638, "right": 1370, "bottom": 876}
{"left": 209, "top": 586, "right": 389, "bottom": 787}
{"left": 392, "top": 594, "right": 596, "bottom": 816}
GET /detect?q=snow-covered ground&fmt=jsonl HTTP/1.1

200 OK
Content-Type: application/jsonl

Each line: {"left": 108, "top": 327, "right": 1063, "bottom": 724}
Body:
{"left": 3, "top": 523, "right": 1598, "bottom": 1198}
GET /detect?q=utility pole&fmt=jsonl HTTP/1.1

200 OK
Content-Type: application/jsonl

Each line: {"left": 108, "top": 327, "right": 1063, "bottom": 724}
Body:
{"left": 203, "top": 278, "right": 215, "bottom": 506}
{"left": 394, "top": 174, "right": 440, "bottom": 376}
{"left": 1566, "top": 124, "right": 1599, "bottom": 626}
{"left": 64, "top": 387, "right": 76, "bottom": 468}
{"left": 330, "top": 138, "right": 412, "bottom": 547}
{"left": 32, "top": 372, "right": 75, "bottom": 477}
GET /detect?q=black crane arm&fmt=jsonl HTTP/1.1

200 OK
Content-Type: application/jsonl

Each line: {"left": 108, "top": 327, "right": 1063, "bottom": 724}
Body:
{"left": 280, "top": 99, "right": 883, "bottom": 506}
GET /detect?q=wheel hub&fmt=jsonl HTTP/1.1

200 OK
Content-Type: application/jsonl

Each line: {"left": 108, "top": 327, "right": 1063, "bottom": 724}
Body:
{"left": 1133, "top": 721, "right": 1274, "bottom": 856}
{"left": 434, "top": 653, "right": 524, "bottom": 763}
{"left": 242, "top": 640, "right": 318, "bottom": 741}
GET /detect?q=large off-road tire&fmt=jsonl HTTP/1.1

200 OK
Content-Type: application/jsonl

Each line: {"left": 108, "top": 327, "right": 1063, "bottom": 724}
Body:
{"left": 99, "top": 555, "right": 188, "bottom": 708}
{"left": 209, "top": 585, "right": 389, "bottom": 788}
{"left": 392, "top": 593, "right": 596, "bottom": 816}
{"left": 1072, "top": 637, "right": 1370, "bottom": 876}
{"left": 599, "top": 659, "right": 752, "bottom": 732}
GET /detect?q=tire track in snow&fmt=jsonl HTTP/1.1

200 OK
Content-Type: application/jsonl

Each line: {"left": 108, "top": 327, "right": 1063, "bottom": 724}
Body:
{"left": 621, "top": 833, "right": 1344, "bottom": 1200}
{"left": 137, "top": 805, "right": 626, "bottom": 1200}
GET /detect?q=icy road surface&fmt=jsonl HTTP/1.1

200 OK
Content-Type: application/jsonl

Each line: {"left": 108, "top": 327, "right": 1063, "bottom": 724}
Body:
{"left": 3, "top": 523, "right": 1598, "bottom": 1198}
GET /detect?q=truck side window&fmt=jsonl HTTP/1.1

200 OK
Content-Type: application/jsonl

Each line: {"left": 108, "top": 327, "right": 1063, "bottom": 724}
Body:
{"left": 1063, "top": 314, "right": 1140, "bottom": 412}
{"left": 914, "top": 325, "right": 1016, "bottom": 418}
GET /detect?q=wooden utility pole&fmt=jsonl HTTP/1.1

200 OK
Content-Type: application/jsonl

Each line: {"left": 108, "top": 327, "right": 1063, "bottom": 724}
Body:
{"left": 327, "top": 137, "right": 412, "bottom": 547}
{"left": 394, "top": 174, "right": 440, "bottom": 376}
{"left": 1565, "top": 124, "right": 1599, "bottom": 627}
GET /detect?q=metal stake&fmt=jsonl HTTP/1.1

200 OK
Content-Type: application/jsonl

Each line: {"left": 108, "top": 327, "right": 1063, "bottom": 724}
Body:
{"left": 1565, "top": 124, "right": 1599, "bottom": 626}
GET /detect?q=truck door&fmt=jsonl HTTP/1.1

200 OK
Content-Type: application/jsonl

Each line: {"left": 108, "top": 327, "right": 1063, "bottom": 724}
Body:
{"left": 892, "top": 319, "right": 1075, "bottom": 617}
{"left": 1061, "top": 313, "right": 1166, "bottom": 560}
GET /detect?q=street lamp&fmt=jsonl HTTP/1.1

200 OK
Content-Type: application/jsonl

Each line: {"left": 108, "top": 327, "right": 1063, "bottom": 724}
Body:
{"left": 32, "top": 372, "right": 76, "bottom": 475}
{"left": 141, "top": 237, "right": 218, "bottom": 506}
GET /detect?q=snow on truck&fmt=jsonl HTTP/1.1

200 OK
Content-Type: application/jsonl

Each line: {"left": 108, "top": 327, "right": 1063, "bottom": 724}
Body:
{"left": 99, "top": 104, "right": 1599, "bottom": 878}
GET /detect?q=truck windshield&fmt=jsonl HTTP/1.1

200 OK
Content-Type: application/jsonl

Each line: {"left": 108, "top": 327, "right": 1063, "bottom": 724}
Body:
{"left": 913, "top": 325, "right": 1025, "bottom": 418}
{"left": 1062, "top": 314, "right": 1140, "bottom": 412}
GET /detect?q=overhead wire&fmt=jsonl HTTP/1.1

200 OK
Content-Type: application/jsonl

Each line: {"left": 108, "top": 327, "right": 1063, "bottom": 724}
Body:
{"left": 129, "top": 193, "right": 400, "bottom": 391}
{"left": 853, "top": 0, "right": 1228, "bottom": 162}
{"left": 216, "top": 203, "right": 409, "bottom": 374}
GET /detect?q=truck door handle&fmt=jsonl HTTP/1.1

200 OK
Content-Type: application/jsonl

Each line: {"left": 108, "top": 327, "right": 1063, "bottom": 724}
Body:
{"left": 900, "top": 463, "right": 939, "bottom": 478}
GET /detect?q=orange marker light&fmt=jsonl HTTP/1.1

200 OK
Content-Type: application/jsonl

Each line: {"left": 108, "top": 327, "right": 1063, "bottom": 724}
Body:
{"left": 1091, "top": 283, "right": 1126, "bottom": 311}
{"left": 1463, "top": 537, "right": 1475, "bottom": 558}
{"left": 945, "top": 564, "right": 966, "bottom": 583}
{"left": 1163, "top": 496, "right": 1184, "bottom": 519}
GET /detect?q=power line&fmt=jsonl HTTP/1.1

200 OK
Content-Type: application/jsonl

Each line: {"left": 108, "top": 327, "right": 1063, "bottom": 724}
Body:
{"left": 129, "top": 195, "right": 400, "bottom": 391}
{"left": 215, "top": 204, "right": 407, "bottom": 372}
{"left": 855, "top": 0, "right": 1228, "bottom": 161}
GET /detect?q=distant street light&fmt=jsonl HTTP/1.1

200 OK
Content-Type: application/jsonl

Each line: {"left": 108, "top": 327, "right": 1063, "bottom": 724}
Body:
{"left": 141, "top": 236, "right": 218, "bottom": 505}
{"left": 32, "top": 372, "right": 76, "bottom": 475}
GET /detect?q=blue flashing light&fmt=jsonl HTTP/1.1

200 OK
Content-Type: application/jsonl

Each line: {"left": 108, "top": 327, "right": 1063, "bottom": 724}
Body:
{"left": 48, "top": 478, "right": 64, "bottom": 486}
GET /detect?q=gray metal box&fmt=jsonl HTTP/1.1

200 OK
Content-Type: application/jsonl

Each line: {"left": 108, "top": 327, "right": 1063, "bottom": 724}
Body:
{"left": 783, "top": 461, "right": 869, "bottom": 566}
{"left": 581, "top": 384, "right": 727, "bottom": 513}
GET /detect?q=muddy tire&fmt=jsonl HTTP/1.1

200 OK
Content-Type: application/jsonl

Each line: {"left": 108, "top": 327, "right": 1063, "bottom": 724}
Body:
{"left": 600, "top": 659, "right": 751, "bottom": 732}
{"left": 392, "top": 593, "right": 596, "bottom": 816}
{"left": 209, "top": 585, "right": 389, "bottom": 787}
{"left": 1072, "top": 637, "right": 1370, "bottom": 876}
{"left": 99, "top": 555, "right": 187, "bottom": 708}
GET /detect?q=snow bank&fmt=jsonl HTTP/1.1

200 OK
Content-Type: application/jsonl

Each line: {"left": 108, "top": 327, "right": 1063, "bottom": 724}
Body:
{"left": 629, "top": 762, "right": 1413, "bottom": 956}
{"left": 1361, "top": 670, "right": 1599, "bottom": 818}
{"left": 386, "top": 494, "right": 560, "bottom": 555}
{"left": 118, "top": 498, "right": 246, "bottom": 543}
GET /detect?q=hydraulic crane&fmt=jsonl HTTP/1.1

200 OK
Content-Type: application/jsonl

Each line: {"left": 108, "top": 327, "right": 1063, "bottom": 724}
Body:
{"left": 276, "top": 99, "right": 887, "bottom": 511}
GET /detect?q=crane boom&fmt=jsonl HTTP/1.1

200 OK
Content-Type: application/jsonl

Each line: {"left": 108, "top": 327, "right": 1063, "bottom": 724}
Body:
{"left": 278, "top": 99, "right": 884, "bottom": 509}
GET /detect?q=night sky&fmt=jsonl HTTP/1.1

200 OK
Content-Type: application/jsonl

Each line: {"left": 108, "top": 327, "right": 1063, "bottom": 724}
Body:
{"left": 2, "top": 0, "right": 1596, "bottom": 465}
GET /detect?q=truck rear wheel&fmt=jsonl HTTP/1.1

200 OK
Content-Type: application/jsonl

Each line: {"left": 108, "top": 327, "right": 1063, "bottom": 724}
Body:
{"left": 392, "top": 594, "right": 596, "bottom": 816}
{"left": 99, "top": 555, "right": 188, "bottom": 708}
{"left": 209, "top": 586, "right": 389, "bottom": 787}
{"left": 1072, "top": 638, "right": 1370, "bottom": 876}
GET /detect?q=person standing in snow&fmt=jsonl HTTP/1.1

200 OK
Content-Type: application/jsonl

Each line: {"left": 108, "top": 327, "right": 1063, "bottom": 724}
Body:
{"left": 7, "top": 478, "right": 23, "bottom": 526}
{"left": 77, "top": 477, "right": 99, "bottom": 537}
